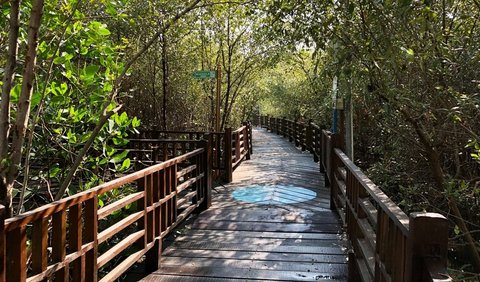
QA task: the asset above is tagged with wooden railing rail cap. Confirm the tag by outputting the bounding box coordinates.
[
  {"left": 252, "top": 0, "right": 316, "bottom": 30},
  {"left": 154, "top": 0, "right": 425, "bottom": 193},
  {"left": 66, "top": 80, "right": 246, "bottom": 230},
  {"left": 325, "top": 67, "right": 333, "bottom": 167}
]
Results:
[
  {"left": 139, "top": 130, "right": 224, "bottom": 134},
  {"left": 232, "top": 126, "right": 246, "bottom": 134},
  {"left": 128, "top": 139, "right": 203, "bottom": 143},
  {"left": 5, "top": 190, "right": 97, "bottom": 230},
  {"left": 5, "top": 147, "right": 205, "bottom": 230}
]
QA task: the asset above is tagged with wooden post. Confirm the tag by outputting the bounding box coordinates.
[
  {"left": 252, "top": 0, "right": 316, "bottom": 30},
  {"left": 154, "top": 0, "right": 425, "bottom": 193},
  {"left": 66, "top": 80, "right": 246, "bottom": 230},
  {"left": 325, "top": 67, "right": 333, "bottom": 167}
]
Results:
[
  {"left": 407, "top": 212, "right": 450, "bottom": 282},
  {"left": 215, "top": 64, "right": 221, "bottom": 132},
  {"left": 248, "top": 122, "right": 253, "bottom": 156},
  {"left": 224, "top": 127, "right": 233, "bottom": 183},
  {"left": 300, "top": 123, "right": 305, "bottom": 151},
  {"left": 306, "top": 120, "right": 314, "bottom": 155},
  {"left": 146, "top": 170, "right": 162, "bottom": 273},
  {"left": 348, "top": 251, "right": 361, "bottom": 282},
  {"left": 328, "top": 134, "right": 340, "bottom": 210},
  {"left": 292, "top": 120, "right": 296, "bottom": 143},
  {"left": 243, "top": 122, "right": 251, "bottom": 160},
  {"left": 200, "top": 135, "right": 212, "bottom": 210}
]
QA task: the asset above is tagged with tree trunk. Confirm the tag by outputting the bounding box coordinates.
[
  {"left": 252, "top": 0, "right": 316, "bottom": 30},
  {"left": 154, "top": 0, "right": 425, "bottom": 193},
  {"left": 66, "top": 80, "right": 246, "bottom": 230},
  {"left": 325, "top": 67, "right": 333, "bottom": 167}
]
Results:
[
  {"left": 1, "top": 0, "right": 45, "bottom": 217},
  {"left": 399, "top": 106, "right": 480, "bottom": 272},
  {"left": 0, "top": 0, "right": 21, "bottom": 160},
  {"left": 161, "top": 33, "right": 169, "bottom": 131}
]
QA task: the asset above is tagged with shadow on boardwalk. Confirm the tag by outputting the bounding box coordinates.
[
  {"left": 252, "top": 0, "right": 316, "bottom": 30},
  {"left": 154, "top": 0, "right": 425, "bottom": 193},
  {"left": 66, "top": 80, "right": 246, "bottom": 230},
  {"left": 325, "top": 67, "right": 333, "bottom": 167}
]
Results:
[{"left": 141, "top": 128, "right": 348, "bottom": 281}]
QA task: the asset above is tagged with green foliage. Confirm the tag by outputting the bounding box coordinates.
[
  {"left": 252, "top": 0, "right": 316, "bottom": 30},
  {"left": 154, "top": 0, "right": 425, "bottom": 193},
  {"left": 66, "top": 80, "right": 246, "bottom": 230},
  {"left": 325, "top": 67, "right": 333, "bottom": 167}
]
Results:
[{"left": 2, "top": 0, "right": 141, "bottom": 210}]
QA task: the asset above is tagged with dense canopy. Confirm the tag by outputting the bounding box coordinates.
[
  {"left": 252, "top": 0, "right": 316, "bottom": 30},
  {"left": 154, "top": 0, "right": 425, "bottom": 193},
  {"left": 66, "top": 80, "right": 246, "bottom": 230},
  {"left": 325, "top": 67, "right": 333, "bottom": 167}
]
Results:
[{"left": 1, "top": 0, "right": 479, "bottom": 277}]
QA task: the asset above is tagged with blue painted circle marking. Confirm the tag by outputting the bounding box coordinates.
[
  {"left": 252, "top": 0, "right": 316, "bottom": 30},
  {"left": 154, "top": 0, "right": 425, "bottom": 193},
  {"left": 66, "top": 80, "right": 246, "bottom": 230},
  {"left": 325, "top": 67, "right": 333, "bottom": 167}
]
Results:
[{"left": 231, "top": 184, "right": 317, "bottom": 204}]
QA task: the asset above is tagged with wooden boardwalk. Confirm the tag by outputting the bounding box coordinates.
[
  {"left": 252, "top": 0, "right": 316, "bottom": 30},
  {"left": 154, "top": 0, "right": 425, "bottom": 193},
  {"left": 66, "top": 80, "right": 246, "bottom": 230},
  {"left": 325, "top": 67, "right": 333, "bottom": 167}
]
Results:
[{"left": 141, "top": 128, "right": 348, "bottom": 281}]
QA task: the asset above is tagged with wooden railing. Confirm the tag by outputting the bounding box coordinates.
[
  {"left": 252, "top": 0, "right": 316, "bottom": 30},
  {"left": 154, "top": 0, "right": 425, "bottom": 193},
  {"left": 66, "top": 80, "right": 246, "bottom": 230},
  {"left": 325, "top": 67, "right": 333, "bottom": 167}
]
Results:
[
  {"left": 130, "top": 123, "right": 252, "bottom": 183},
  {"left": 260, "top": 116, "right": 452, "bottom": 282},
  {"left": 0, "top": 141, "right": 211, "bottom": 282},
  {"left": 224, "top": 124, "right": 252, "bottom": 182}
]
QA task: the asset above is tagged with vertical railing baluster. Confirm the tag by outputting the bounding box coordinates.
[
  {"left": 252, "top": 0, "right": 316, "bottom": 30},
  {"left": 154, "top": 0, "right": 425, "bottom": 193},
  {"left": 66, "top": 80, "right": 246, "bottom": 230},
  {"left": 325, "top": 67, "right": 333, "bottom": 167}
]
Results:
[
  {"left": 171, "top": 165, "right": 178, "bottom": 224},
  {"left": 160, "top": 168, "right": 167, "bottom": 233},
  {"left": 31, "top": 216, "right": 48, "bottom": 276},
  {"left": 235, "top": 131, "right": 240, "bottom": 164},
  {"left": 224, "top": 128, "right": 233, "bottom": 182},
  {"left": 84, "top": 195, "right": 98, "bottom": 282},
  {"left": 69, "top": 203, "right": 83, "bottom": 282},
  {"left": 7, "top": 225, "right": 26, "bottom": 282},
  {"left": 52, "top": 210, "right": 68, "bottom": 282}
]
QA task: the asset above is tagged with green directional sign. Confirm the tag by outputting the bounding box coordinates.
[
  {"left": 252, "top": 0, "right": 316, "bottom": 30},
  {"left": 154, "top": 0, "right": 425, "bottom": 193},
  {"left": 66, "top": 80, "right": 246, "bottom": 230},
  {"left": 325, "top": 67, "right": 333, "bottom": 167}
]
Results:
[{"left": 192, "top": 70, "right": 216, "bottom": 79}]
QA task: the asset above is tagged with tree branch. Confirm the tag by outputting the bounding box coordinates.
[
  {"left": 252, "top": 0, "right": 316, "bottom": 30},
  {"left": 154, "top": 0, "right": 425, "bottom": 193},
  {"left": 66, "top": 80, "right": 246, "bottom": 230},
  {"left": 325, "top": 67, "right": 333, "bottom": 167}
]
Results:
[{"left": 17, "top": 0, "right": 83, "bottom": 214}]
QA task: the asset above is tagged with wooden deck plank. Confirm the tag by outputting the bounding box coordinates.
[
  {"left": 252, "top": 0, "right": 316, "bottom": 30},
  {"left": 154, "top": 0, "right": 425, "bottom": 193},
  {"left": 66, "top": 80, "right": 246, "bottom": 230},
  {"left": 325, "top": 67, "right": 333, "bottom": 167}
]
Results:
[
  {"left": 159, "top": 257, "right": 348, "bottom": 273},
  {"left": 190, "top": 221, "right": 342, "bottom": 233},
  {"left": 166, "top": 236, "right": 346, "bottom": 247},
  {"left": 141, "top": 128, "right": 348, "bottom": 281},
  {"left": 167, "top": 229, "right": 343, "bottom": 240},
  {"left": 193, "top": 208, "right": 341, "bottom": 224},
  {"left": 164, "top": 240, "right": 345, "bottom": 255},
  {"left": 162, "top": 248, "right": 347, "bottom": 264},
  {"left": 147, "top": 266, "right": 347, "bottom": 281}
]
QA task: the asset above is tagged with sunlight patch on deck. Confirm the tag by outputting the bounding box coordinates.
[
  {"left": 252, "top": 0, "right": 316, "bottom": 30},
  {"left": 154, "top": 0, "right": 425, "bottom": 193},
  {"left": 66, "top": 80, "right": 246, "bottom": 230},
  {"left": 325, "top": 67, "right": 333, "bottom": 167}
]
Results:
[{"left": 231, "top": 184, "right": 317, "bottom": 204}]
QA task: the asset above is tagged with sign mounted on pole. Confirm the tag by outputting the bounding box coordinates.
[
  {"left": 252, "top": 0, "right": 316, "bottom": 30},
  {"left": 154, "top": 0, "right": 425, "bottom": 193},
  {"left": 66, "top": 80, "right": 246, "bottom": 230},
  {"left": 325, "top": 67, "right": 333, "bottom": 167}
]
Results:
[{"left": 192, "top": 70, "right": 216, "bottom": 79}]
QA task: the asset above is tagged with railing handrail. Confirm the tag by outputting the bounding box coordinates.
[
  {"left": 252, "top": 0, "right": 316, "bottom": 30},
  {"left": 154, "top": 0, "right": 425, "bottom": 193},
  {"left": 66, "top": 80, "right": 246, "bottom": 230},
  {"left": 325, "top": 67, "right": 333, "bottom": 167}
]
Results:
[
  {"left": 258, "top": 115, "right": 451, "bottom": 282},
  {"left": 1, "top": 144, "right": 210, "bottom": 281},
  {"left": 333, "top": 148, "right": 410, "bottom": 235}
]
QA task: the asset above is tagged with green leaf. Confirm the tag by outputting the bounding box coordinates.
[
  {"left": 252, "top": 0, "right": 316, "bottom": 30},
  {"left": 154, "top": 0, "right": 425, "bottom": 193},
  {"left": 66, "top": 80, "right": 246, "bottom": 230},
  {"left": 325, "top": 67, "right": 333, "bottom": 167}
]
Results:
[
  {"left": 97, "top": 26, "right": 111, "bottom": 36},
  {"left": 111, "top": 150, "right": 129, "bottom": 163},
  {"left": 53, "top": 56, "right": 65, "bottom": 65},
  {"left": 454, "top": 225, "right": 460, "bottom": 235},
  {"left": 10, "top": 84, "right": 21, "bottom": 103},
  {"left": 120, "top": 158, "right": 131, "bottom": 171},
  {"left": 112, "top": 137, "right": 128, "bottom": 146},
  {"left": 59, "top": 83, "right": 68, "bottom": 94},
  {"left": 105, "top": 145, "right": 115, "bottom": 157},
  {"left": 132, "top": 117, "right": 141, "bottom": 127},
  {"left": 99, "top": 157, "right": 108, "bottom": 165},
  {"left": 49, "top": 166, "right": 61, "bottom": 177},
  {"left": 12, "top": 188, "right": 19, "bottom": 198},
  {"left": 85, "top": 65, "right": 99, "bottom": 77},
  {"left": 31, "top": 92, "right": 42, "bottom": 108},
  {"left": 67, "top": 130, "right": 77, "bottom": 143}
]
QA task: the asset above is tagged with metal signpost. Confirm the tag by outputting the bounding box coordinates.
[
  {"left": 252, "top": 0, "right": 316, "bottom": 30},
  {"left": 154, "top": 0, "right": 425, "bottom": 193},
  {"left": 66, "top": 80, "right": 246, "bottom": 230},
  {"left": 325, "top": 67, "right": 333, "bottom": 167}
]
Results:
[{"left": 192, "top": 65, "right": 221, "bottom": 132}]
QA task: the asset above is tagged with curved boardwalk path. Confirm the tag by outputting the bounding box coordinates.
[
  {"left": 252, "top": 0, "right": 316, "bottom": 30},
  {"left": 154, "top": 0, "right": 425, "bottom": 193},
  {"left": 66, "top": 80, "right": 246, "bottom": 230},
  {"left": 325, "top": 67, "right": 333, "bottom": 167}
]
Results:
[{"left": 142, "top": 128, "right": 348, "bottom": 281}]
